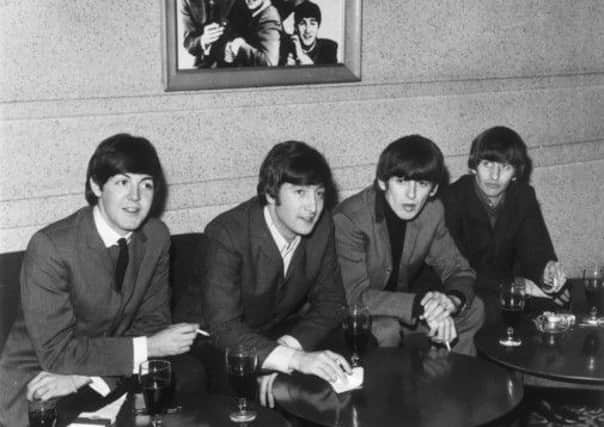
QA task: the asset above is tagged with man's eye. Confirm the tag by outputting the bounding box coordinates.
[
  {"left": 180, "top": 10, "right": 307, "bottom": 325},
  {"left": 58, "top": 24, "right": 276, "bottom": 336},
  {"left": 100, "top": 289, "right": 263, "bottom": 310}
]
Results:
[
  {"left": 316, "top": 191, "right": 325, "bottom": 199},
  {"left": 502, "top": 164, "right": 513, "bottom": 171},
  {"left": 142, "top": 182, "right": 155, "bottom": 190},
  {"left": 418, "top": 180, "right": 430, "bottom": 187},
  {"left": 482, "top": 160, "right": 492, "bottom": 167},
  {"left": 116, "top": 179, "right": 128, "bottom": 186}
]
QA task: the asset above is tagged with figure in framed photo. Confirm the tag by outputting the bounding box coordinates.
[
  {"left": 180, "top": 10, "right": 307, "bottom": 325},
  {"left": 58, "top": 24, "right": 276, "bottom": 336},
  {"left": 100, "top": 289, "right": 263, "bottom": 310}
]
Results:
[{"left": 283, "top": 1, "right": 338, "bottom": 65}]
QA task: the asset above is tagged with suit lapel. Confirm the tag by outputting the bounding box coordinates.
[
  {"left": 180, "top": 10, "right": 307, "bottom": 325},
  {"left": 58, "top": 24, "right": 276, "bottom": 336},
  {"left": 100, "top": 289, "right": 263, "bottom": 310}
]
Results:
[{"left": 249, "top": 203, "right": 283, "bottom": 293}]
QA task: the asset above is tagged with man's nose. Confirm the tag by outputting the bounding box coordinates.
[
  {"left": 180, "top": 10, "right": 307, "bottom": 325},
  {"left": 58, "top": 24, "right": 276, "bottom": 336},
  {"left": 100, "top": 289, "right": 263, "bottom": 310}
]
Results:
[
  {"left": 128, "top": 185, "right": 140, "bottom": 201},
  {"left": 490, "top": 165, "right": 500, "bottom": 180},
  {"left": 406, "top": 182, "right": 417, "bottom": 199}
]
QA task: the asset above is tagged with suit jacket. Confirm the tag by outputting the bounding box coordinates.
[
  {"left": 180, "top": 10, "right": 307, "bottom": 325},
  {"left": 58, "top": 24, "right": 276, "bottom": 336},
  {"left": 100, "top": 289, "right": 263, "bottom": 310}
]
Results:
[
  {"left": 442, "top": 174, "right": 557, "bottom": 289},
  {"left": 183, "top": 197, "right": 346, "bottom": 365},
  {"left": 0, "top": 207, "right": 171, "bottom": 426},
  {"left": 333, "top": 186, "right": 476, "bottom": 324},
  {"left": 234, "top": 4, "right": 282, "bottom": 66}
]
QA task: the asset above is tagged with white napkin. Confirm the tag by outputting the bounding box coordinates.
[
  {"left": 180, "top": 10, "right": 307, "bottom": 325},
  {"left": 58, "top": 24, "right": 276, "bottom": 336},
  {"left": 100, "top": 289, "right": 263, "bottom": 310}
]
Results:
[
  {"left": 68, "top": 392, "right": 127, "bottom": 426},
  {"left": 329, "top": 367, "right": 364, "bottom": 393}
]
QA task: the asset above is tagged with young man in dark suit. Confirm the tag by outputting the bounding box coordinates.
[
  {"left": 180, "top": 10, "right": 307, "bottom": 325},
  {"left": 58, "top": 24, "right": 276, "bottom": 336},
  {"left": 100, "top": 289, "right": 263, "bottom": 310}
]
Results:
[
  {"left": 179, "top": 140, "right": 351, "bottom": 408},
  {"left": 333, "top": 135, "right": 484, "bottom": 355},
  {"left": 0, "top": 134, "right": 198, "bottom": 426},
  {"left": 441, "top": 126, "right": 568, "bottom": 323}
]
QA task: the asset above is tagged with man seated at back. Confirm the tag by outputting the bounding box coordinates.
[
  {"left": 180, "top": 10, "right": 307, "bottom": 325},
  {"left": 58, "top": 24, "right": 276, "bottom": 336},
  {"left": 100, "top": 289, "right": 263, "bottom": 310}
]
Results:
[
  {"left": 333, "top": 135, "right": 484, "bottom": 355},
  {"left": 0, "top": 134, "right": 198, "bottom": 426},
  {"left": 179, "top": 140, "right": 351, "bottom": 407}
]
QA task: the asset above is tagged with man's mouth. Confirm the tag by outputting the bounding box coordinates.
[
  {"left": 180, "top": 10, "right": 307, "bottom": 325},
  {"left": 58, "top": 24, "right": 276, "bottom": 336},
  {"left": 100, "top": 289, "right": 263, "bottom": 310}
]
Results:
[{"left": 401, "top": 204, "right": 416, "bottom": 212}]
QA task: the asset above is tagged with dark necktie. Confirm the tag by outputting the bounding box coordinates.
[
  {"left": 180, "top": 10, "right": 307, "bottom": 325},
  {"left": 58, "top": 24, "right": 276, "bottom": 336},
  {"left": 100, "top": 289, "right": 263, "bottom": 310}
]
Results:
[{"left": 114, "top": 238, "right": 129, "bottom": 292}]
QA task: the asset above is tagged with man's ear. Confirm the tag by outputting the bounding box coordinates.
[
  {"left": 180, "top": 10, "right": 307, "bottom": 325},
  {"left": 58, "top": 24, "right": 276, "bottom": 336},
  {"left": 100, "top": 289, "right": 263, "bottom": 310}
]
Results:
[
  {"left": 265, "top": 192, "right": 277, "bottom": 206},
  {"left": 89, "top": 177, "right": 103, "bottom": 198},
  {"left": 377, "top": 179, "right": 387, "bottom": 192},
  {"left": 429, "top": 184, "right": 439, "bottom": 197}
]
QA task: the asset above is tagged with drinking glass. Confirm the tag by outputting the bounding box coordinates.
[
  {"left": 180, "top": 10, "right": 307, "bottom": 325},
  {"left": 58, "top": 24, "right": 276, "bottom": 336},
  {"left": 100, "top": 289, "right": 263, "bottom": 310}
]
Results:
[
  {"left": 584, "top": 263, "right": 603, "bottom": 324},
  {"left": 225, "top": 344, "right": 258, "bottom": 423},
  {"left": 342, "top": 303, "right": 372, "bottom": 367},
  {"left": 28, "top": 398, "right": 57, "bottom": 427},
  {"left": 498, "top": 280, "right": 526, "bottom": 346},
  {"left": 139, "top": 359, "right": 172, "bottom": 427}
]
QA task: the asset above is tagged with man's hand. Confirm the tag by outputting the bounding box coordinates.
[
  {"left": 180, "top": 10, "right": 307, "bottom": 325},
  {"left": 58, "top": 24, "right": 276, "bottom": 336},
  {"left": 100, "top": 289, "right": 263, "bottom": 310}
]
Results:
[
  {"left": 542, "top": 261, "right": 566, "bottom": 294},
  {"left": 224, "top": 37, "right": 244, "bottom": 63},
  {"left": 420, "top": 291, "right": 458, "bottom": 323},
  {"left": 26, "top": 371, "right": 91, "bottom": 401},
  {"left": 425, "top": 314, "right": 457, "bottom": 347},
  {"left": 147, "top": 323, "right": 198, "bottom": 357},
  {"left": 258, "top": 372, "right": 278, "bottom": 408},
  {"left": 289, "top": 350, "right": 351, "bottom": 383},
  {"left": 200, "top": 23, "right": 225, "bottom": 52}
]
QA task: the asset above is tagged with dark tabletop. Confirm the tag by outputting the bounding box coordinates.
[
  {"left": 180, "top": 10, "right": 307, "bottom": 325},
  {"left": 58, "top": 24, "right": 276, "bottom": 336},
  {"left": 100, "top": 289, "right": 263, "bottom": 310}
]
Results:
[
  {"left": 476, "top": 279, "right": 604, "bottom": 385},
  {"left": 271, "top": 346, "right": 523, "bottom": 427},
  {"left": 58, "top": 389, "right": 290, "bottom": 427}
]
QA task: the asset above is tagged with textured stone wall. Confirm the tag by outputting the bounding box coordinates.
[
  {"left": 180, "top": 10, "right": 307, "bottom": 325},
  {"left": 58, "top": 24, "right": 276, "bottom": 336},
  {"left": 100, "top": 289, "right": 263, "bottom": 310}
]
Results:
[{"left": 1, "top": 0, "right": 603, "bottom": 275}]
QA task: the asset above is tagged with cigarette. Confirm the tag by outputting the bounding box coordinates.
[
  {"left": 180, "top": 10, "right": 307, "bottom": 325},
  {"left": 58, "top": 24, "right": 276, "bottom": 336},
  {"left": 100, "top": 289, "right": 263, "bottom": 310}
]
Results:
[
  {"left": 445, "top": 341, "right": 451, "bottom": 352},
  {"left": 196, "top": 328, "right": 210, "bottom": 337}
]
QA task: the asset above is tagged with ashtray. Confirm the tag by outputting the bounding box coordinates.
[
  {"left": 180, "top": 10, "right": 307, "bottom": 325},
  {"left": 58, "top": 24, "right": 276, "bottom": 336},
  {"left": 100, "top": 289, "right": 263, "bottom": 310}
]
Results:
[{"left": 534, "top": 312, "right": 573, "bottom": 334}]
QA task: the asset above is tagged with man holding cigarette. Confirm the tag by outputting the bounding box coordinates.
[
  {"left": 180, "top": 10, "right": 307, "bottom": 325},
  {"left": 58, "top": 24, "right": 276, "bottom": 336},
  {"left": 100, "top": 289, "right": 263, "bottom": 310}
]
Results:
[{"left": 333, "top": 135, "right": 484, "bottom": 355}]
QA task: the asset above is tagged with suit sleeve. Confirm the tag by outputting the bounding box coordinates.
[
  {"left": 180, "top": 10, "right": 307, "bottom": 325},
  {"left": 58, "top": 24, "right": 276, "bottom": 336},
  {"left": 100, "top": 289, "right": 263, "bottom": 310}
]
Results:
[
  {"left": 287, "top": 221, "right": 347, "bottom": 350},
  {"left": 424, "top": 205, "right": 476, "bottom": 305},
  {"left": 21, "top": 232, "right": 135, "bottom": 377},
  {"left": 235, "top": 12, "right": 281, "bottom": 66},
  {"left": 123, "top": 233, "right": 171, "bottom": 337},
  {"left": 201, "top": 221, "right": 278, "bottom": 365},
  {"left": 333, "top": 212, "right": 416, "bottom": 324},
  {"left": 514, "top": 187, "right": 557, "bottom": 285}
]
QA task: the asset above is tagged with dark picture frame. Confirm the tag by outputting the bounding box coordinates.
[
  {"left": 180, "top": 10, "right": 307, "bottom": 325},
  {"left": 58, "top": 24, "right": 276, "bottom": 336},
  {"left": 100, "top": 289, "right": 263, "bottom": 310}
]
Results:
[{"left": 161, "top": 0, "right": 362, "bottom": 91}]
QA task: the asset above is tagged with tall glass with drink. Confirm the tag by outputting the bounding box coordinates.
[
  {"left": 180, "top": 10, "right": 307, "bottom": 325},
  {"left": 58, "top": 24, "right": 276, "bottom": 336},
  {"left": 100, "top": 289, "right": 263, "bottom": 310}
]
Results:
[
  {"left": 584, "top": 263, "right": 603, "bottom": 324},
  {"left": 225, "top": 344, "right": 258, "bottom": 423},
  {"left": 28, "top": 398, "right": 57, "bottom": 427},
  {"left": 139, "top": 359, "right": 172, "bottom": 427},
  {"left": 342, "top": 303, "right": 372, "bottom": 367},
  {"left": 499, "top": 279, "right": 526, "bottom": 346}
]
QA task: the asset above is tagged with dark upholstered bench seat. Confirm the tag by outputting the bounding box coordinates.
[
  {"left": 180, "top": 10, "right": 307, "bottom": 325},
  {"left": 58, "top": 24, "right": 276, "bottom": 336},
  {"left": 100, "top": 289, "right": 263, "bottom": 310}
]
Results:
[{"left": 0, "top": 233, "right": 207, "bottom": 354}]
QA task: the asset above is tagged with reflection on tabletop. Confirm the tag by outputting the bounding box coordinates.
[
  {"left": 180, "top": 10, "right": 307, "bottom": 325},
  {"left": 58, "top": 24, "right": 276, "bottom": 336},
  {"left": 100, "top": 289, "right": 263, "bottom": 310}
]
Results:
[{"left": 272, "top": 345, "right": 522, "bottom": 427}]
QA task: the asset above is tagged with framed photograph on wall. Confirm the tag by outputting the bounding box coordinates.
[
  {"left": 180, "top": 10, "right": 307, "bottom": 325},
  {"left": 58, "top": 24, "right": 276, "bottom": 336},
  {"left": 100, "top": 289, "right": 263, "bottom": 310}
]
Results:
[{"left": 161, "top": 0, "right": 361, "bottom": 91}]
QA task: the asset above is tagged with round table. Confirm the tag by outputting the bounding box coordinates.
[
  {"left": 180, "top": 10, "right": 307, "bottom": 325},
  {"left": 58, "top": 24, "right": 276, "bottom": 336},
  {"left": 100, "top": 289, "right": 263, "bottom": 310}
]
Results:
[
  {"left": 476, "top": 278, "right": 604, "bottom": 387},
  {"left": 476, "top": 319, "right": 604, "bottom": 386},
  {"left": 272, "top": 346, "right": 523, "bottom": 427}
]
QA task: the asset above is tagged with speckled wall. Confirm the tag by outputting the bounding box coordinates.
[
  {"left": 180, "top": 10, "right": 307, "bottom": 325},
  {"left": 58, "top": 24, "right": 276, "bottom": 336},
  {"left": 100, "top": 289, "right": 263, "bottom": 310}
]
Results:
[{"left": 1, "top": 0, "right": 603, "bottom": 276}]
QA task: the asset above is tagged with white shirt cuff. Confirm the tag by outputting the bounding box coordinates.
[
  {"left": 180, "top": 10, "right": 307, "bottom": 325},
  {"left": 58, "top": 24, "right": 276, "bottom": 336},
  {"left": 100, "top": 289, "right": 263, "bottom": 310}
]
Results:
[
  {"left": 133, "top": 336, "right": 148, "bottom": 374},
  {"left": 277, "top": 335, "right": 302, "bottom": 350},
  {"left": 261, "top": 335, "right": 303, "bottom": 373},
  {"left": 262, "top": 345, "right": 298, "bottom": 373},
  {"left": 88, "top": 377, "right": 111, "bottom": 397}
]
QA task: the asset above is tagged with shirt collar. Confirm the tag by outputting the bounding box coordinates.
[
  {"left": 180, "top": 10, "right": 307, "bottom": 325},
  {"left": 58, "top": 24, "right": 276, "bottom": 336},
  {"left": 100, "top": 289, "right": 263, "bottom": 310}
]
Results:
[
  {"left": 93, "top": 205, "right": 132, "bottom": 248},
  {"left": 473, "top": 177, "right": 506, "bottom": 212},
  {"left": 263, "top": 206, "right": 301, "bottom": 257}
]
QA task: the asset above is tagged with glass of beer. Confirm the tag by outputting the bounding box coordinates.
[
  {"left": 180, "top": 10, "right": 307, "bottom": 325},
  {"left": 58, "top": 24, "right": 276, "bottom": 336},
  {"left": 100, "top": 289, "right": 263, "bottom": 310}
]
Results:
[
  {"left": 499, "top": 279, "right": 526, "bottom": 347},
  {"left": 225, "top": 344, "right": 258, "bottom": 423},
  {"left": 342, "top": 303, "right": 372, "bottom": 367},
  {"left": 139, "top": 359, "right": 172, "bottom": 426},
  {"left": 28, "top": 398, "right": 57, "bottom": 427},
  {"left": 584, "top": 263, "right": 603, "bottom": 324}
]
